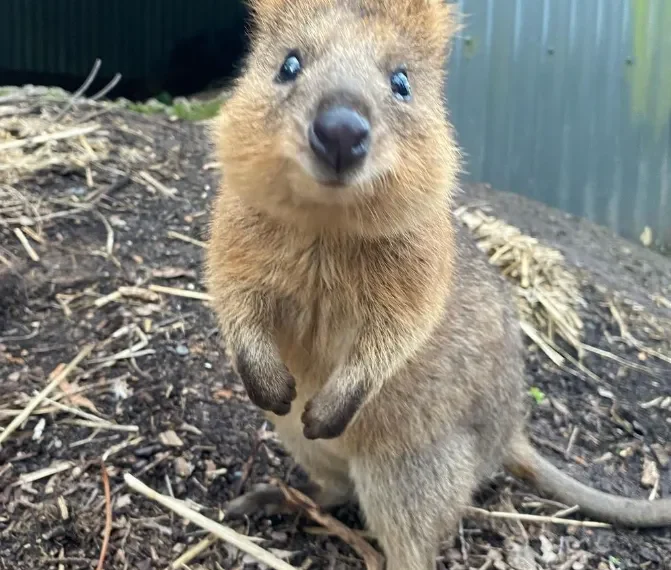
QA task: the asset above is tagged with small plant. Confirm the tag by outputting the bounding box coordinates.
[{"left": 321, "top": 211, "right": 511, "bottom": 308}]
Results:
[
  {"left": 124, "top": 95, "right": 225, "bottom": 122},
  {"left": 528, "top": 386, "right": 546, "bottom": 404}
]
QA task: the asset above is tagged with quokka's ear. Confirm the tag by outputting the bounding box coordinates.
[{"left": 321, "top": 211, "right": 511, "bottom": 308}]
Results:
[
  {"left": 384, "top": 0, "right": 462, "bottom": 61},
  {"left": 365, "top": 0, "right": 461, "bottom": 43}
]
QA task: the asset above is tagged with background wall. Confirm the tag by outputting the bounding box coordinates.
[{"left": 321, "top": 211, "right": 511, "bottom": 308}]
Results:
[
  {"left": 2, "top": 0, "right": 670, "bottom": 248},
  {"left": 446, "top": 0, "right": 671, "bottom": 249}
]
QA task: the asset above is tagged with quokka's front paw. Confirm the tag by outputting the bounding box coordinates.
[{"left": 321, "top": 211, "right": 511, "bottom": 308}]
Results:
[
  {"left": 233, "top": 349, "right": 296, "bottom": 415},
  {"left": 301, "top": 383, "right": 365, "bottom": 440}
]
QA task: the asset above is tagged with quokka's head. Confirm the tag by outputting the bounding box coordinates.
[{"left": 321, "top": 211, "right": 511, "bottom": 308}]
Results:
[{"left": 214, "top": 0, "right": 462, "bottom": 236}]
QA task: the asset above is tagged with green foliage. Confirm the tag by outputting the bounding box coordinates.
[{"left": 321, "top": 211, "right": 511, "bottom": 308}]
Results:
[
  {"left": 528, "top": 386, "right": 546, "bottom": 404},
  {"left": 124, "top": 94, "right": 225, "bottom": 122}
]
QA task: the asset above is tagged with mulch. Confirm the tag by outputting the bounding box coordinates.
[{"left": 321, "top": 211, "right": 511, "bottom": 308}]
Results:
[{"left": 1, "top": 89, "right": 670, "bottom": 570}]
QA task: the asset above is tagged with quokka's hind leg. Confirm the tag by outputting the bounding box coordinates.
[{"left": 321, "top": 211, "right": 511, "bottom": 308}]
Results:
[
  {"left": 351, "top": 434, "right": 480, "bottom": 570},
  {"left": 224, "top": 477, "right": 354, "bottom": 519}
]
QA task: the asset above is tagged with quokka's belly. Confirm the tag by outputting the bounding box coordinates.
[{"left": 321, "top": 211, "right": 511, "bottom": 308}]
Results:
[{"left": 265, "top": 390, "right": 352, "bottom": 485}]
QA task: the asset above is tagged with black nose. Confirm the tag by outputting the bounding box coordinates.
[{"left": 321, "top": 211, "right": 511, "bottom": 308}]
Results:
[{"left": 309, "top": 106, "right": 371, "bottom": 174}]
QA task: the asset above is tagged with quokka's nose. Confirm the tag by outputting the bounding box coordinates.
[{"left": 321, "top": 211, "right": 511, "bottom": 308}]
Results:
[{"left": 309, "top": 106, "right": 371, "bottom": 174}]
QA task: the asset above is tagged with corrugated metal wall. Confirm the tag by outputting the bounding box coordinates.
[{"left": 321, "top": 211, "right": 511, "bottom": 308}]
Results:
[
  {"left": 0, "top": 0, "right": 247, "bottom": 81},
  {"left": 446, "top": 0, "right": 671, "bottom": 248},
  {"left": 2, "top": 0, "right": 669, "bottom": 247}
]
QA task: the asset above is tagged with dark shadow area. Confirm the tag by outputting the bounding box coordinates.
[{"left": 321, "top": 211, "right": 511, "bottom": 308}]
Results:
[{"left": 0, "top": 2, "right": 251, "bottom": 101}]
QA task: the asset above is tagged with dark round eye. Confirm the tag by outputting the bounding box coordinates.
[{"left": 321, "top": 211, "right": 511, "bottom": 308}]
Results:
[
  {"left": 390, "top": 69, "right": 411, "bottom": 101},
  {"left": 277, "top": 52, "right": 302, "bottom": 83}
]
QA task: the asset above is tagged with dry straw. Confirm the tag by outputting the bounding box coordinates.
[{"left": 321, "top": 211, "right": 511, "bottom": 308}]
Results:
[{"left": 454, "top": 205, "right": 585, "bottom": 360}]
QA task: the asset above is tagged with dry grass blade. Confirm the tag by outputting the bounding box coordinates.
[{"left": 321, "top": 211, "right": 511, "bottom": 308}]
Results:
[
  {"left": 519, "top": 321, "right": 565, "bottom": 367},
  {"left": 465, "top": 506, "right": 611, "bottom": 529},
  {"left": 148, "top": 284, "right": 213, "bottom": 302},
  {"left": 94, "top": 286, "right": 160, "bottom": 307},
  {"left": 275, "top": 480, "right": 384, "bottom": 570},
  {"left": 137, "top": 171, "right": 178, "bottom": 198},
  {"left": 96, "top": 461, "right": 113, "bottom": 570},
  {"left": 608, "top": 301, "right": 671, "bottom": 366},
  {"left": 40, "top": 396, "right": 105, "bottom": 423},
  {"left": 13, "top": 227, "right": 40, "bottom": 261},
  {"left": 52, "top": 58, "right": 102, "bottom": 122},
  {"left": 0, "top": 343, "right": 94, "bottom": 446},
  {"left": 61, "top": 419, "right": 139, "bottom": 433},
  {"left": 167, "top": 230, "right": 207, "bottom": 248},
  {"left": 0, "top": 124, "right": 100, "bottom": 152},
  {"left": 170, "top": 534, "right": 219, "bottom": 569},
  {"left": 123, "top": 474, "right": 297, "bottom": 570},
  {"left": 18, "top": 462, "right": 75, "bottom": 485}
]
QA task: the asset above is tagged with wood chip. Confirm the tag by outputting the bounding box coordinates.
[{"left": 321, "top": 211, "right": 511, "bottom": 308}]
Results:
[
  {"left": 159, "top": 430, "right": 184, "bottom": 448},
  {"left": 641, "top": 457, "right": 660, "bottom": 488}
]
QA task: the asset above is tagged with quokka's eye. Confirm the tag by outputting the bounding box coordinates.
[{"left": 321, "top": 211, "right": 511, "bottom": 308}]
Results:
[
  {"left": 277, "top": 51, "right": 302, "bottom": 83},
  {"left": 390, "top": 69, "right": 411, "bottom": 101}
]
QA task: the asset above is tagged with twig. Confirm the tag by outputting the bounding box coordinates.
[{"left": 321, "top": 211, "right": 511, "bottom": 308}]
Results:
[
  {"left": 0, "top": 344, "right": 94, "bottom": 446},
  {"left": 61, "top": 419, "right": 139, "bottom": 433},
  {"left": 582, "top": 344, "right": 662, "bottom": 377},
  {"left": 18, "top": 462, "right": 74, "bottom": 485},
  {"left": 91, "top": 73, "right": 122, "bottom": 101},
  {"left": 93, "top": 291, "right": 122, "bottom": 308},
  {"left": 458, "top": 518, "right": 468, "bottom": 563},
  {"left": 84, "top": 176, "right": 131, "bottom": 203},
  {"left": 465, "top": 506, "right": 611, "bottom": 528},
  {"left": 52, "top": 59, "right": 101, "bottom": 122},
  {"left": 137, "top": 171, "right": 178, "bottom": 198},
  {"left": 123, "top": 474, "right": 297, "bottom": 570},
  {"left": 149, "top": 284, "right": 213, "bottom": 302},
  {"left": 2, "top": 204, "right": 94, "bottom": 227},
  {"left": 167, "top": 231, "right": 207, "bottom": 249},
  {"left": 93, "top": 211, "right": 115, "bottom": 256},
  {"left": 608, "top": 301, "right": 629, "bottom": 339},
  {"left": 529, "top": 434, "right": 587, "bottom": 466},
  {"left": 14, "top": 228, "right": 40, "bottom": 261},
  {"left": 565, "top": 426, "right": 579, "bottom": 460},
  {"left": 170, "top": 534, "right": 218, "bottom": 569},
  {"left": 519, "top": 321, "right": 564, "bottom": 367},
  {"left": 275, "top": 480, "right": 384, "bottom": 570},
  {"left": 96, "top": 461, "right": 113, "bottom": 570},
  {"left": 21, "top": 226, "right": 44, "bottom": 244},
  {"left": 552, "top": 505, "right": 580, "bottom": 518},
  {"left": 0, "top": 124, "right": 100, "bottom": 152},
  {"left": 41, "top": 396, "right": 112, "bottom": 425},
  {"left": 608, "top": 300, "right": 671, "bottom": 365},
  {"left": 95, "top": 286, "right": 160, "bottom": 308}
]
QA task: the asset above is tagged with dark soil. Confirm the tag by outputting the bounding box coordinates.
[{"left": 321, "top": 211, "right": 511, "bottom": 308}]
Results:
[{"left": 1, "top": 103, "right": 670, "bottom": 570}]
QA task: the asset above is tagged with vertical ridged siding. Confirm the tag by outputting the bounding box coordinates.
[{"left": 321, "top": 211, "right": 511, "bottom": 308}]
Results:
[
  {"left": 0, "top": 0, "right": 246, "bottom": 79},
  {"left": 446, "top": 0, "right": 671, "bottom": 247},
  {"left": 1, "top": 0, "right": 669, "bottom": 247}
]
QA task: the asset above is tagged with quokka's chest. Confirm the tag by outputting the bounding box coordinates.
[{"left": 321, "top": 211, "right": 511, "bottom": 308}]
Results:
[
  {"left": 274, "top": 281, "right": 363, "bottom": 383},
  {"left": 263, "top": 243, "right": 364, "bottom": 375}
]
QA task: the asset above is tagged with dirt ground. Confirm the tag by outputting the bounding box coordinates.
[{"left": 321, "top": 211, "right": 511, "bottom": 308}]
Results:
[{"left": 1, "top": 98, "right": 670, "bottom": 570}]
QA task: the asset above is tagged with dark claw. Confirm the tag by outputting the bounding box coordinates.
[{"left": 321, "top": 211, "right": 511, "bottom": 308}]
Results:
[
  {"left": 234, "top": 348, "right": 297, "bottom": 415},
  {"left": 301, "top": 384, "right": 366, "bottom": 440}
]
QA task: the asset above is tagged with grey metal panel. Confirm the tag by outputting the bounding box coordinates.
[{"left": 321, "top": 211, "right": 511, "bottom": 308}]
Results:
[{"left": 446, "top": 0, "right": 671, "bottom": 248}]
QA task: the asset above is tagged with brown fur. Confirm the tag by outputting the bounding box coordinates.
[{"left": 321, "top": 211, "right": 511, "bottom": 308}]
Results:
[{"left": 205, "top": 1, "right": 671, "bottom": 568}]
